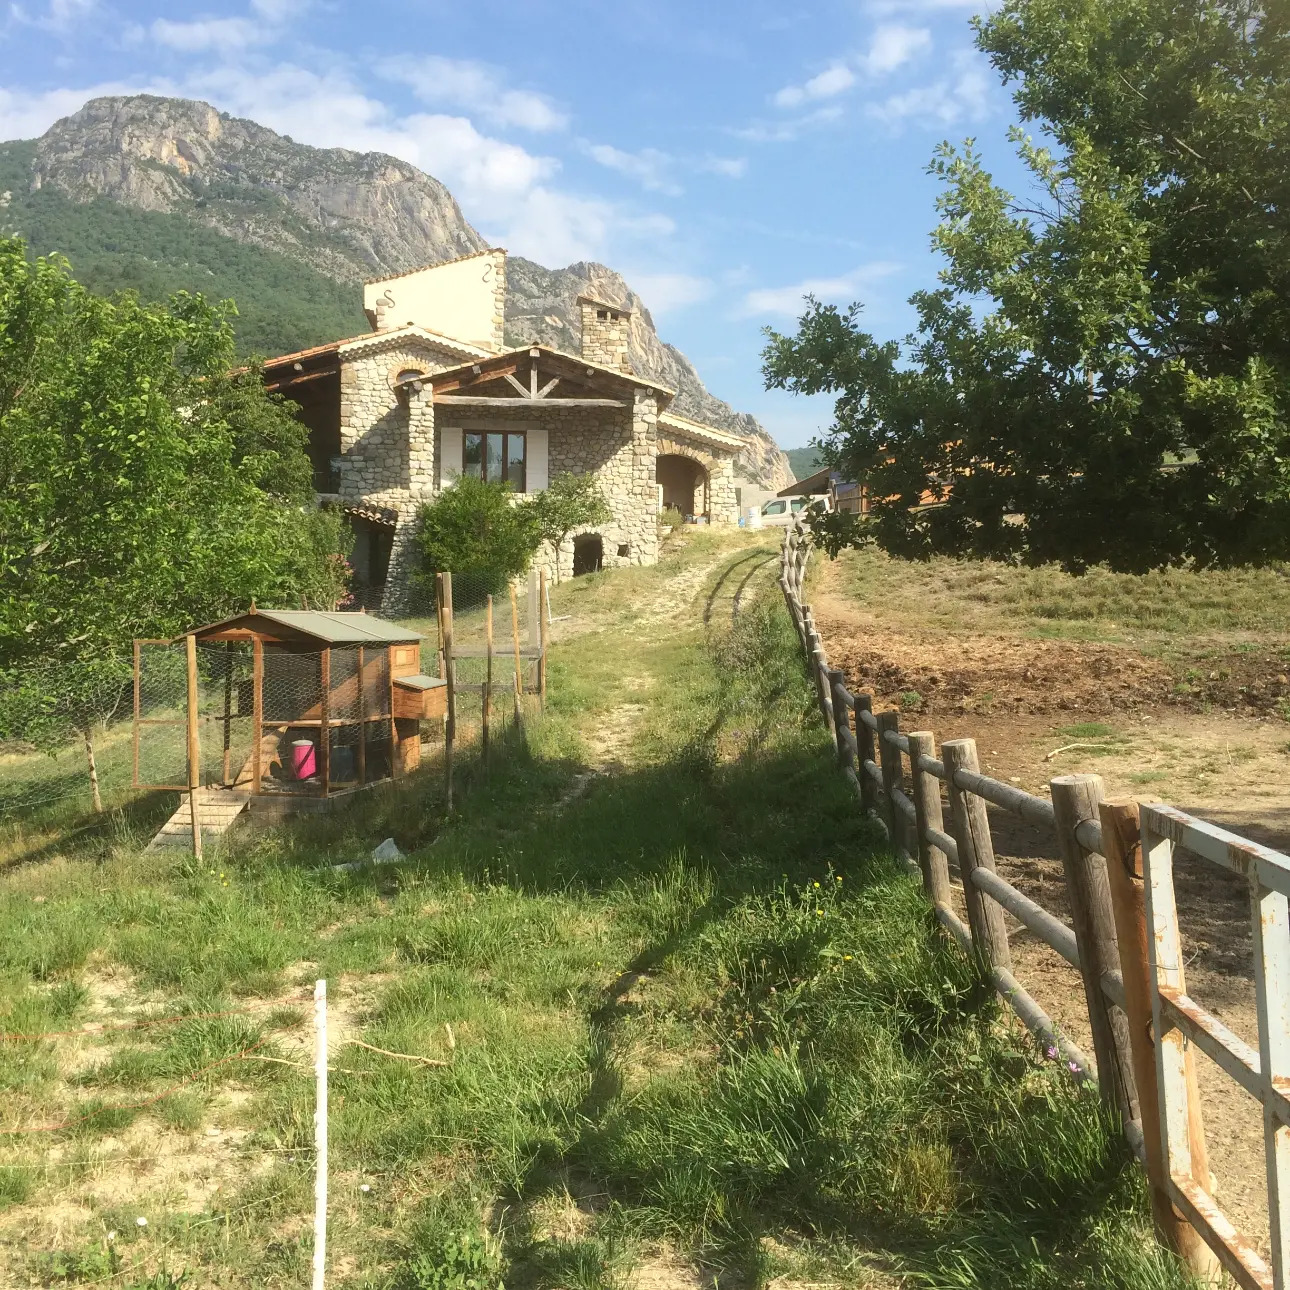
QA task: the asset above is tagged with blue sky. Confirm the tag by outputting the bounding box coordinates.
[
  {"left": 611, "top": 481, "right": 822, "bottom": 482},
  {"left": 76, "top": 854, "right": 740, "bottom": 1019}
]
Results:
[{"left": 0, "top": 0, "right": 1027, "bottom": 448}]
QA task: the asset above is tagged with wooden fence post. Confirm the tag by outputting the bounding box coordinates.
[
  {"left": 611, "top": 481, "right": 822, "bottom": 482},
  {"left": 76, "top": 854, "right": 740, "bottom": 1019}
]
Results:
[
  {"left": 1051, "top": 775, "right": 1138, "bottom": 1125},
  {"left": 826, "top": 669, "right": 850, "bottom": 769},
  {"left": 483, "top": 596, "right": 493, "bottom": 767},
  {"left": 803, "top": 609, "right": 833, "bottom": 730},
  {"left": 252, "top": 637, "right": 263, "bottom": 797},
  {"left": 855, "top": 694, "right": 877, "bottom": 815},
  {"left": 439, "top": 572, "right": 455, "bottom": 813},
  {"left": 185, "top": 633, "right": 202, "bottom": 860},
  {"left": 876, "top": 710, "right": 903, "bottom": 850},
  {"left": 1099, "top": 800, "right": 1219, "bottom": 1279},
  {"left": 942, "top": 738, "right": 1011, "bottom": 969},
  {"left": 908, "top": 730, "right": 952, "bottom": 909}
]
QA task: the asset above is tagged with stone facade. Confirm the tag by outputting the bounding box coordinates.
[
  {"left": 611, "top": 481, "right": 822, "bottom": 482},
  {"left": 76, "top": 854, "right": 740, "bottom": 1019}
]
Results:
[
  {"left": 578, "top": 296, "right": 632, "bottom": 372},
  {"left": 268, "top": 254, "right": 746, "bottom": 615}
]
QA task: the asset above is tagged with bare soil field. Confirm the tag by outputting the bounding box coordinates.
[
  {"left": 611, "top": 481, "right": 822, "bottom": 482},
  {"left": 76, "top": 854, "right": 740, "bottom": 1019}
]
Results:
[{"left": 809, "top": 546, "right": 1289, "bottom": 1257}]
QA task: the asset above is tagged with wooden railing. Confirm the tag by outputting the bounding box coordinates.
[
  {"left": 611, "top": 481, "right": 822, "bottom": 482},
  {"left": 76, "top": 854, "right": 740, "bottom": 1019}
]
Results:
[{"left": 779, "top": 519, "right": 1289, "bottom": 1290}]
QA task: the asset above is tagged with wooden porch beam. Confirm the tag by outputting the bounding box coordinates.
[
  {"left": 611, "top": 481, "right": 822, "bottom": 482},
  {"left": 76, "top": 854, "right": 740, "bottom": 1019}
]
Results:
[
  {"left": 503, "top": 373, "right": 532, "bottom": 399},
  {"left": 434, "top": 395, "right": 627, "bottom": 408}
]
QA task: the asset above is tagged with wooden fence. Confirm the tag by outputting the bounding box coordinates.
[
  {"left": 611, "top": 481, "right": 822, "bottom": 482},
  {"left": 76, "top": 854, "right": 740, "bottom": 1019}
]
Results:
[{"left": 779, "top": 519, "right": 1289, "bottom": 1290}]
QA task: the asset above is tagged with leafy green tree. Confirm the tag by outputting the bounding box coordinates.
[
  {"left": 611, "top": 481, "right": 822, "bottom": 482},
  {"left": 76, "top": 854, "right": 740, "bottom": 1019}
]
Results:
[
  {"left": 0, "top": 235, "right": 349, "bottom": 804},
  {"left": 765, "top": 0, "right": 1290, "bottom": 572},
  {"left": 414, "top": 476, "right": 542, "bottom": 604},
  {"left": 530, "top": 472, "right": 612, "bottom": 582}
]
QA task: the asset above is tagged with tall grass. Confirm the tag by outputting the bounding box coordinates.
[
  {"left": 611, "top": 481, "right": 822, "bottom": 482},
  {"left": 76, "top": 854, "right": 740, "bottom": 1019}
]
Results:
[{"left": 0, "top": 547, "right": 1197, "bottom": 1289}]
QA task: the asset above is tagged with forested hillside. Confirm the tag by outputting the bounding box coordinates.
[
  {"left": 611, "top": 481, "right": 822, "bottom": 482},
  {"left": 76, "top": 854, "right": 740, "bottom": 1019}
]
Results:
[{"left": 0, "top": 140, "right": 367, "bottom": 356}]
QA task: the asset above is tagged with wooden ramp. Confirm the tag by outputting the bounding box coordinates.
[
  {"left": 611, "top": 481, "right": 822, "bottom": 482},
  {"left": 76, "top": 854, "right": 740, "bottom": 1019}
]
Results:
[{"left": 148, "top": 787, "right": 250, "bottom": 851}]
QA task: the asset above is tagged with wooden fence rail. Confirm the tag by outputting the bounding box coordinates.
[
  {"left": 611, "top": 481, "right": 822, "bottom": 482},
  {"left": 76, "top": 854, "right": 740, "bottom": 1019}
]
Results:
[{"left": 779, "top": 517, "right": 1288, "bottom": 1290}]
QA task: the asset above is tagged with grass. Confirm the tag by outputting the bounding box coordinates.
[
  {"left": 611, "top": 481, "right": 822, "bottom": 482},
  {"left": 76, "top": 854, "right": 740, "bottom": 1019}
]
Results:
[
  {"left": 0, "top": 532, "right": 1196, "bottom": 1289},
  {"left": 831, "top": 545, "right": 1290, "bottom": 646}
]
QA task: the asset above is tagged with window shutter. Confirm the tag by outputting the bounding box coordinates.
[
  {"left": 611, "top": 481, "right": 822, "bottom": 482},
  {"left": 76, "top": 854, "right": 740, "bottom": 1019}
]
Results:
[
  {"left": 439, "top": 427, "right": 463, "bottom": 487},
  {"left": 526, "top": 427, "right": 548, "bottom": 492}
]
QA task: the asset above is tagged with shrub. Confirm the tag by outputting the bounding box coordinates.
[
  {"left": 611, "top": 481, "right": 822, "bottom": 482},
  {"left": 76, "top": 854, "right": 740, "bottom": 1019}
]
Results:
[
  {"left": 414, "top": 477, "right": 541, "bottom": 604},
  {"left": 659, "top": 505, "right": 686, "bottom": 528}
]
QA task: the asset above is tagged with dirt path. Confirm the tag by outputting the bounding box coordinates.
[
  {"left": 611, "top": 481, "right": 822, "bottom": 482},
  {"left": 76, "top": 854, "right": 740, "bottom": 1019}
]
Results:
[{"left": 807, "top": 559, "right": 1276, "bottom": 1256}]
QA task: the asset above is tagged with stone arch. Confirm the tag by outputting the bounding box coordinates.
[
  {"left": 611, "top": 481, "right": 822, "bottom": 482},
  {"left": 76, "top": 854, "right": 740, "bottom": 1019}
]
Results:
[{"left": 656, "top": 439, "right": 715, "bottom": 519}]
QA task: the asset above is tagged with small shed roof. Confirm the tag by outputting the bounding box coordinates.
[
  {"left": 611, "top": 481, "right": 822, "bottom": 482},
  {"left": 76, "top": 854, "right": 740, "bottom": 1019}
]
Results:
[{"left": 193, "top": 609, "right": 422, "bottom": 645}]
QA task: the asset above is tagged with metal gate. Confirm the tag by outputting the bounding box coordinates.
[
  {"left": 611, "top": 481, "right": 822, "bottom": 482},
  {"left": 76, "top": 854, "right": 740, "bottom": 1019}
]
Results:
[{"left": 1141, "top": 803, "right": 1290, "bottom": 1290}]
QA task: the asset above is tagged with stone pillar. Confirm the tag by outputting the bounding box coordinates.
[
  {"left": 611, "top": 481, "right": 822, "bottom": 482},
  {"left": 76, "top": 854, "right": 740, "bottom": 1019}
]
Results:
[
  {"left": 407, "top": 386, "right": 435, "bottom": 494},
  {"left": 631, "top": 391, "right": 659, "bottom": 565},
  {"left": 710, "top": 457, "right": 739, "bottom": 524},
  {"left": 379, "top": 501, "right": 424, "bottom": 618}
]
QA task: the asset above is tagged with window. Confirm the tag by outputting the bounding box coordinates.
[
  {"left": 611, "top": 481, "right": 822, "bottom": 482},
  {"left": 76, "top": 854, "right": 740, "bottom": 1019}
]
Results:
[
  {"left": 791, "top": 497, "right": 810, "bottom": 513},
  {"left": 762, "top": 499, "right": 787, "bottom": 516},
  {"left": 464, "top": 431, "right": 526, "bottom": 490}
]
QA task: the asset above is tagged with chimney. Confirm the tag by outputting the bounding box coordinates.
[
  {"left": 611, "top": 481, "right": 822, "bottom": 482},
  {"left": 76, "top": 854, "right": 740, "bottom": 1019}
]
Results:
[{"left": 578, "top": 295, "right": 632, "bottom": 372}]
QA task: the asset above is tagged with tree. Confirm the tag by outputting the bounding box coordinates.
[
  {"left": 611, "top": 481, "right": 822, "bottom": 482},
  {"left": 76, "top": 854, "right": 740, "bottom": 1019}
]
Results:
[
  {"left": 764, "top": 0, "right": 1290, "bottom": 573},
  {"left": 530, "top": 472, "right": 612, "bottom": 582},
  {"left": 0, "top": 235, "right": 349, "bottom": 805},
  {"left": 414, "top": 476, "right": 542, "bottom": 603}
]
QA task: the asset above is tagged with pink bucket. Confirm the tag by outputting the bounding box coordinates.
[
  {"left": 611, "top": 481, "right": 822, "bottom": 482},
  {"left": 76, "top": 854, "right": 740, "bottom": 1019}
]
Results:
[{"left": 290, "top": 739, "right": 318, "bottom": 780}]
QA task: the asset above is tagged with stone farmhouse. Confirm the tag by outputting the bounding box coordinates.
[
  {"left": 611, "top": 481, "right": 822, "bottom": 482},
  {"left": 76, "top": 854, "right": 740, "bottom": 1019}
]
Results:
[{"left": 260, "top": 249, "right": 747, "bottom": 613}]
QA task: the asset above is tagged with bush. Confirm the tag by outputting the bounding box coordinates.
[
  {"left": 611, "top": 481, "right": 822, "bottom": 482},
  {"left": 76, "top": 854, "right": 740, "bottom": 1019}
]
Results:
[
  {"left": 659, "top": 505, "right": 686, "bottom": 528},
  {"left": 414, "top": 477, "right": 541, "bottom": 604}
]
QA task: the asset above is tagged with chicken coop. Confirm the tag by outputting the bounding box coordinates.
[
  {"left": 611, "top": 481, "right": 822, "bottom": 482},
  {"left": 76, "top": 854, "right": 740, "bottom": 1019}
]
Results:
[{"left": 133, "top": 607, "right": 447, "bottom": 814}]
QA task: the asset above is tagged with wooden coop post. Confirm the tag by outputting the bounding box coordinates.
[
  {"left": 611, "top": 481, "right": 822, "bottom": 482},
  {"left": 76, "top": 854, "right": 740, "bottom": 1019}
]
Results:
[
  {"left": 942, "top": 738, "right": 1011, "bottom": 969},
  {"left": 357, "top": 645, "right": 366, "bottom": 786},
  {"left": 510, "top": 581, "right": 523, "bottom": 715},
  {"left": 539, "top": 568, "right": 548, "bottom": 709},
  {"left": 320, "top": 648, "right": 331, "bottom": 796},
  {"left": 1051, "top": 775, "right": 1138, "bottom": 1126},
  {"left": 387, "top": 640, "right": 400, "bottom": 780},
  {"left": 185, "top": 632, "right": 203, "bottom": 860},
  {"left": 1099, "top": 800, "right": 1217, "bottom": 1277},
  {"left": 221, "top": 640, "right": 233, "bottom": 786},
  {"left": 252, "top": 636, "right": 263, "bottom": 796}
]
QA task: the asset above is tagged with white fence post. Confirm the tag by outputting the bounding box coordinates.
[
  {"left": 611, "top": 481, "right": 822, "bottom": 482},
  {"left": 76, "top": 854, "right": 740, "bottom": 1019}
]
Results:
[{"left": 313, "top": 979, "right": 328, "bottom": 1290}]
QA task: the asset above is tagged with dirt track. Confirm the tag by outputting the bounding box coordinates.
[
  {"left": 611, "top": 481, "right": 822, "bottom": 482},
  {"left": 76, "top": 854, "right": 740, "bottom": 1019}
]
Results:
[{"left": 809, "top": 567, "right": 1278, "bottom": 1258}]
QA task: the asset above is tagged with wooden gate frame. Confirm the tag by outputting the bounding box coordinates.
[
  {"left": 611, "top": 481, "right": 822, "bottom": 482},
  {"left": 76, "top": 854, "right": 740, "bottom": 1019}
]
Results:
[{"left": 1141, "top": 803, "right": 1290, "bottom": 1290}]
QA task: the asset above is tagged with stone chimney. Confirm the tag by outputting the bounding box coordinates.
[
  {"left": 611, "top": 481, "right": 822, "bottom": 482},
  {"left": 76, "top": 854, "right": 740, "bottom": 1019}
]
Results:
[{"left": 578, "top": 295, "right": 633, "bottom": 372}]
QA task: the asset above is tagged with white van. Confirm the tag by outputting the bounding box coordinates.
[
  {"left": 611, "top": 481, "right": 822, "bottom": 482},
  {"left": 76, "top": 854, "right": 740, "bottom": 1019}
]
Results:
[{"left": 759, "top": 495, "right": 826, "bottom": 527}]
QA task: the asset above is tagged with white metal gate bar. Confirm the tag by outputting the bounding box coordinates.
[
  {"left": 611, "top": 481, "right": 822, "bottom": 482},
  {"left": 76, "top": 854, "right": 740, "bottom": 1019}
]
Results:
[{"left": 1141, "top": 803, "right": 1290, "bottom": 1290}]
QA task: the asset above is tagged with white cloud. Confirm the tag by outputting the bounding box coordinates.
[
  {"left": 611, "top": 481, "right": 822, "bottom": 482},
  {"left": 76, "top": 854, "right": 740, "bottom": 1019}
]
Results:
[
  {"left": 152, "top": 17, "right": 259, "bottom": 53},
  {"left": 700, "top": 155, "right": 747, "bottom": 178},
  {"left": 737, "top": 262, "right": 901, "bottom": 318},
  {"left": 381, "top": 55, "right": 567, "bottom": 133},
  {"left": 622, "top": 271, "right": 714, "bottom": 317},
  {"left": 867, "top": 48, "right": 990, "bottom": 127},
  {"left": 0, "top": 81, "right": 164, "bottom": 140},
  {"left": 585, "top": 142, "right": 680, "bottom": 195},
  {"left": 773, "top": 63, "right": 855, "bottom": 110},
  {"left": 7, "top": 0, "right": 96, "bottom": 32},
  {"left": 734, "top": 105, "right": 844, "bottom": 143},
  {"left": 151, "top": 0, "right": 309, "bottom": 53},
  {"left": 863, "top": 24, "right": 931, "bottom": 74}
]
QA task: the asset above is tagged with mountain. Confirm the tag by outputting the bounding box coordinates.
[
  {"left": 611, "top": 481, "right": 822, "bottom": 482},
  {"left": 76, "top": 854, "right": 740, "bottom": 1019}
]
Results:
[
  {"left": 785, "top": 447, "right": 821, "bottom": 480},
  {"left": 3, "top": 95, "right": 792, "bottom": 489}
]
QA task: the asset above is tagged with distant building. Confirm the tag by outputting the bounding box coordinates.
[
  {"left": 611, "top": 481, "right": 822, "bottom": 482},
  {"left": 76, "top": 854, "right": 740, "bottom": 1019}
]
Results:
[{"left": 260, "top": 249, "right": 746, "bottom": 612}]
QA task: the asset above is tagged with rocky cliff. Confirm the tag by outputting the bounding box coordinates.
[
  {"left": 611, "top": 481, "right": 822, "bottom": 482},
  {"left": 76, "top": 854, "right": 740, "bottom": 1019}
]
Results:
[{"left": 21, "top": 95, "right": 792, "bottom": 488}]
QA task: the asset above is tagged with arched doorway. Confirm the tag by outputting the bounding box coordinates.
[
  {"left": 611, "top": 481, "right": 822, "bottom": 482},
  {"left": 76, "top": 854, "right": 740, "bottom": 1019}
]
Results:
[
  {"left": 656, "top": 454, "right": 709, "bottom": 519},
  {"left": 572, "top": 534, "right": 604, "bottom": 576}
]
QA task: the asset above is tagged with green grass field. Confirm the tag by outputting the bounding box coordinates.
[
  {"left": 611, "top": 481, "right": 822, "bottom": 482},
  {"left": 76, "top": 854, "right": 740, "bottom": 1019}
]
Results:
[{"left": 0, "top": 534, "right": 1195, "bottom": 1289}]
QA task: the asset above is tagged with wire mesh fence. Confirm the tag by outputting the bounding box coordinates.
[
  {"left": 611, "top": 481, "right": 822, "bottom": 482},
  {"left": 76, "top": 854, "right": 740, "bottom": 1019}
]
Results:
[{"left": 2, "top": 564, "right": 553, "bottom": 827}]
